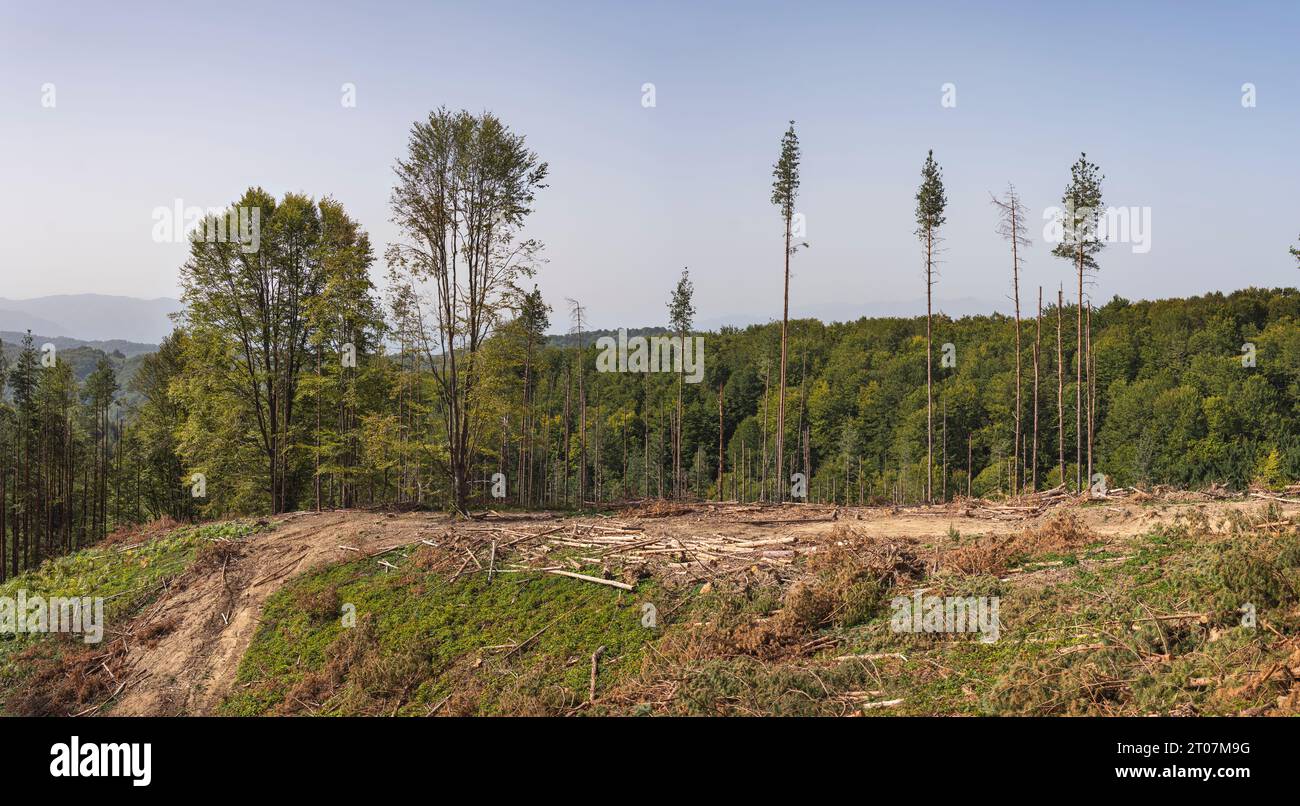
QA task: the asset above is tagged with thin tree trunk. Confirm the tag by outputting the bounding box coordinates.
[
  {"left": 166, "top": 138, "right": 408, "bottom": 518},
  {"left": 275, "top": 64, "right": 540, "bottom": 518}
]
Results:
[
  {"left": 1076, "top": 244, "right": 1084, "bottom": 493},
  {"left": 643, "top": 372, "right": 649, "bottom": 500},
  {"left": 563, "top": 364, "right": 571, "bottom": 507},
  {"left": 966, "top": 434, "right": 972, "bottom": 499},
  {"left": 761, "top": 363, "right": 769, "bottom": 502},
  {"left": 1032, "top": 287, "right": 1042, "bottom": 493},
  {"left": 777, "top": 217, "right": 791, "bottom": 503},
  {"left": 315, "top": 347, "right": 322, "bottom": 511},
  {"left": 578, "top": 346, "right": 586, "bottom": 506},
  {"left": 1057, "top": 285, "right": 1066, "bottom": 487},
  {"left": 926, "top": 228, "right": 934, "bottom": 503},
  {"left": 795, "top": 421, "right": 806, "bottom": 496},
  {"left": 675, "top": 359, "right": 684, "bottom": 499},
  {"left": 941, "top": 395, "right": 947, "bottom": 502},
  {"left": 657, "top": 400, "right": 664, "bottom": 498},
  {"left": 717, "top": 382, "right": 724, "bottom": 501},
  {"left": 1087, "top": 301, "right": 1095, "bottom": 493},
  {"left": 1012, "top": 207, "right": 1022, "bottom": 497}
]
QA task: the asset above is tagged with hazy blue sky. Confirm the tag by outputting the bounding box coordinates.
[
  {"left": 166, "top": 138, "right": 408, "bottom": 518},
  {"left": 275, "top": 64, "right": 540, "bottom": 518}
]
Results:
[{"left": 2, "top": 0, "right": 1298, "bottom": 329}]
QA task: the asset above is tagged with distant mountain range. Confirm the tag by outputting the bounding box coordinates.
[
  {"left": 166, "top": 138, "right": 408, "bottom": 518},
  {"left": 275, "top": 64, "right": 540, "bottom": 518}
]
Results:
[
  {"left": 0, "top": 331, "right": 151, "bottom": 409},
  {"left": 0, "top": 294, "right": 181, "bottom": 344},
  {"left": 0, "top": 331, "right": 159, "bottom": 359}
]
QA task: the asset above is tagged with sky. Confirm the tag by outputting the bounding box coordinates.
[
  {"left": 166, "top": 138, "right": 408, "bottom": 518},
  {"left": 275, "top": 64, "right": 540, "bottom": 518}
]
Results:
[{"left": 2, "top": 0, "right": 1298, "bottom": 331}]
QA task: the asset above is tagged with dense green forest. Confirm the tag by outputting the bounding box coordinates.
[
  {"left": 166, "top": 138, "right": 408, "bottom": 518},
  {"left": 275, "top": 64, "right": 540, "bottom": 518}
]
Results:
[{"left": 2, "top": 108, "right": 1298, "bottom": 582}]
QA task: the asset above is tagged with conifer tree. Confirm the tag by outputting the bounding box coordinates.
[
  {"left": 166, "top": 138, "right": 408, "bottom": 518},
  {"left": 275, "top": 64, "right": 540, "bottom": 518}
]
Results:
[
  {"left": 770, "top": 122, "right": 801, "bottom": 503},
  {"left": 916, "top": 150, "right": 948, "bottom": 503},
  {"left": 1051, "top": 153, "right": 1104, "bottom": 493}
]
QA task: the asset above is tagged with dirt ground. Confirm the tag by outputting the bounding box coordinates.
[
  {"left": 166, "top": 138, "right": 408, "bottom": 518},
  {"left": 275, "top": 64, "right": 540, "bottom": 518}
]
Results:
[
  {"left": 811, "top": 497, "right": 1300, "bottom": 540},
  {"left": 109, "top": 511, "right": 451, "bottom": 715},
  {"left": 103, "top": 494, "right": 1300, "bottom": 715}
]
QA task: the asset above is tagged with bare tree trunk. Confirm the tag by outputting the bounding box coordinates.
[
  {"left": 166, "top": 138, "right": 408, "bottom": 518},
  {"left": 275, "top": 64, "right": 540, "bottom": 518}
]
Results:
[
  {"left": 776, "top": 217, "right": 791, "bottom": 503},
  {"left": 760, "top": 361, "right": 769, "bottom": 502},
  {"left": 1076, "top": 244, "right": 1084, "bottom": 493},
  {"left": 925, "top": 228, "right": 934, "bottom": 503},
  {"left": 966, "top": 434, "right": 972, "bottom": 499},
  {"left": 803, "top": 425, "right": 811, "bottom": 499},
  {"left": 941, "top": 395, "right": 947, "bottom": 502},
  {"left": 315, "top": 347, "right": 322, "bottom": 512},
  {"left": 798, "top": 352, "right": 809, "bottom": 493},
  {"left": 744, "top": 442, "right": 750, "bottom": 502},
  {"left": 675, "top": 361, "right": 684, "bottom": 499},
  {"left": 657, "top": 400, "right": 664, "bottom": 499},
  {"left": 717, "top": 382, "right": 724, "bottom": 501},
  {"left": 1057, "top": 285, "right": 1066, "bottom": 487},
  {"left": 643, "top": 372, "right": 649, "bottom": 499},
  {"left": 578, "top": 356, "right": 586, "bottom": 505},
  {"left": 843, "top": 442, "right": 849, "bottom": 506},
  {"left": 515, "top": 373, "right": 526, "bottom": 507},
  {"left": 1032, "top": 287, "right": 1042, "bottom": 493},
  {"left": 1087, "top": 301, "right": 1095, "bottom": 493},
  {"left": 563, "top": 365, "right": 571, "bottom": 507},
  {"left": 1012, "top": 212, "right": 1022, "bottom": 497},
  {"left": 592, "top": 403, "right": 600, "bottom": 504}
]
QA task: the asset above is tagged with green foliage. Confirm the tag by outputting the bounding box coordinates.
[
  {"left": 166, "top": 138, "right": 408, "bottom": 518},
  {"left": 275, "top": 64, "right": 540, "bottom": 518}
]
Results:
[
  {"left": 517, "top": 284, "right": 551, "bottom": 342},
  {"left": 915, "top": 149, "right": 948, "bottom": 236},
  {"left": 1209, "top": 531, "right": 1300, "bottom": 616},
  {"left": 221, "top": 554, "right": 656, "bottom": 715},
  {"left": 123, "top": 332, "right": 194, "bottom": 522},
  {"left": 770, "top": 121, "right": 800, "bottom": 222},
  {"left": 1253, "top": 447, "right": 1285, "bottom": 490},
  {"left": 174, "top": 189, "right": 380, "bottom": 515},
  {"left": 1051, "top": 152, "right": 1105, "bottom": 269},
  {"left": 667, "top": 268, "right": 695, "bottom": 334},
  {"left": 980, "top": 521, "right": 1300, "bottom": 715},
  {"left": 8, "top": 119, "right": 1296, "bottom": 525},
  {"left": 387, "top": 107, "right": 549, "bottom": 511}
]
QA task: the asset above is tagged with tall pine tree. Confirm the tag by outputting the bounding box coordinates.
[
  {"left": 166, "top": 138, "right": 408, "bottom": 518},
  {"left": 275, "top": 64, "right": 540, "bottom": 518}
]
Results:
[
  {"left": 1051, "top": 153, "right": 1104, "bottom": 493},
  {"left": 771, "top": 122, "right": 801, "bottom": 502},
  {"left": 916, "top": 150, "right": 947, "bottom": 503}
]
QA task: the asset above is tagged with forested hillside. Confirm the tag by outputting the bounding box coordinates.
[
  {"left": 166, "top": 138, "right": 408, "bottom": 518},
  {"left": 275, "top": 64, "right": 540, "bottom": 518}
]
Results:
[
  {"left": 129, "top": 284, "right": 1300, "bottom": 520},
  {"left": 4, "top": 283, "right": 1298, "bottom": 577},
  {"left": 2, "top": 108, "right": 1298, "bottom": 585}
]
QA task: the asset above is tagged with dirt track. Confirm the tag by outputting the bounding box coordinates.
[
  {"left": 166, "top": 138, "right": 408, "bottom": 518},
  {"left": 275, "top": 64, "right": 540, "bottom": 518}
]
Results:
[
  {"left": 109, "top": 511, "right": 449, "bottom": 715},
  {"left": 103, "top": 495, "right": 1300, "bottom": 715}
]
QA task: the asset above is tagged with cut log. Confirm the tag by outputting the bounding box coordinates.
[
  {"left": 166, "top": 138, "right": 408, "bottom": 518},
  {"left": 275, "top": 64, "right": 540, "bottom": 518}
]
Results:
[{"left": 547, "top": 569, "right": 634, "bottom": 591}]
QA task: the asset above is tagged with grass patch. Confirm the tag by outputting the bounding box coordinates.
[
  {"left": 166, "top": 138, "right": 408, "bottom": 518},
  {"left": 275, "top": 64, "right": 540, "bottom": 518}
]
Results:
[{"left": 221, "top": 553, "right": 660, "bottom": 716}]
